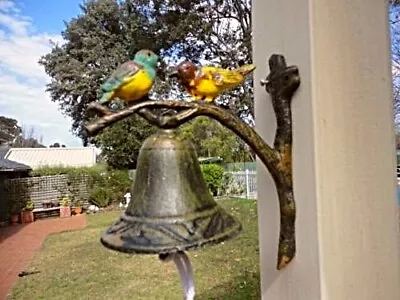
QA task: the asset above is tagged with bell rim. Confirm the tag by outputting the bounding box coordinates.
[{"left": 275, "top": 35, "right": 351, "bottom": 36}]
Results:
[
  {"left": 121, "top": 205, "right": 221, "bottom": 223},
  {"left": 100, "top": 207, "right": 243, "bottom": 254}
]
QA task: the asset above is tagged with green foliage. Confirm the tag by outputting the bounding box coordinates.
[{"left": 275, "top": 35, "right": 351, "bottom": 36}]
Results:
[
  {"left": 4, "top": 179, "right": 35, "bottom": 216},
  {"left": 32, "top": 165, "right": 131, "bottom": 208},
  {"left": 72, "top": 199, "right": 83, "bottom": 207},
  {"left": 219, "top": 172, "right": 234, "bottom": 196},
  {"left": 39, "top": 0, "right": 205, "bottom": 142},
  {"left": 0, "top": 116, "right": 44, "bottom": 147},
  {"left": 23, "top": 200, "right": 34, "bottom": 211},
  {"left": 32, "top": 164, "right": 106, "bottom": 178},
  {"left": 93, "top": 116, "right": 158, "bottom": 169},
  {"left": 181, "top": 117, "right": 253, "bottom": 163},
  {"left": 39, "top": 0, "right": 253, "bottom": 168},
  {"left": 201, "top": 163, "right": 225, "bottom": 196},
  {"left": 60, "top": 196, "right": 70, "bottom": 207},
  {"left": 89, "top": 186, "right": 111, "bottom": 208},
  {"left": 0, "top": 115, "right": 21, "bottom": 144},
  {"left": 94, "top": 168, "right": 131, "bottom": 207}
]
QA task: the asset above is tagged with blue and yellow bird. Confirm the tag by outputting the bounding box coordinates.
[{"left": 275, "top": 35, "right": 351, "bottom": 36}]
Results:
[{"left": 99, "top": 49, "right": 159, "bottom": 105}]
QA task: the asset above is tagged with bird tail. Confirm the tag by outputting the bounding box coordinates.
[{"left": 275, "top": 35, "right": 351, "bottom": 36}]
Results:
[
  {"left": 99, "top": 91, "right": 114, "bottom": 104},
  {"left": 233, "top": 64, "right": 256, "bottom": 77}
]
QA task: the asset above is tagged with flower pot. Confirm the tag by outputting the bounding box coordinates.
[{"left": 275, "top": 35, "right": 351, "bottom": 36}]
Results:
[
  {"left": 60, "top": 206, "right": 71, "bottom": 218},
  {"left": 10, "top": 213, "right": 19, "bottom": 225},
  {"left": 21, "top": 210, "right": 34, "bottom": 224},
  {"left": 72, "top": 207, "right": 82, "bottom": 215}
]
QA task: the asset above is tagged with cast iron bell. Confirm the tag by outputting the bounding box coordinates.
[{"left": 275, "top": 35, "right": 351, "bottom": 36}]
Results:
[{"left": 101, "top": 129, "right": 242, "bottom": 254}]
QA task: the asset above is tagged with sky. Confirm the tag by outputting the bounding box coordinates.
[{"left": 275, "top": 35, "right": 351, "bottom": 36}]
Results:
[{"left": 0, "top": 0, "right": 83, "bottom": 147}]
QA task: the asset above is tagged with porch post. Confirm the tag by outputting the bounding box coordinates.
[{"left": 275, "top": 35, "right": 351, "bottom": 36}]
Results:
[{"left": 253, "top": 0, "right": 400, "bottom": 299}]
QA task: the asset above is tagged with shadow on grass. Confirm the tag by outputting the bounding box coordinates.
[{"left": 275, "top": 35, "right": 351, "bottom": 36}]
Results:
[{"left": 196, "top": 271, "right": 260, "bottom": 300}]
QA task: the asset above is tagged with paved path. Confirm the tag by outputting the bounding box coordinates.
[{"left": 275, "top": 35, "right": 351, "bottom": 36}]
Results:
[{"left": 0, "top": 215, "right": 86, "bottom": 299}]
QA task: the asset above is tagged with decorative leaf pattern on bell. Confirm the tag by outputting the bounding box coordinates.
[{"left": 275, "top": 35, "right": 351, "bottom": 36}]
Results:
[{"left": 101, "top": 206, "right": 241, "bottom": 254}]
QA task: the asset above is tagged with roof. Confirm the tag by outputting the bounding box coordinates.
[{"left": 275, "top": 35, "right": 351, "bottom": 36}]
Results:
[
  {"left": 4, "top": 147, "right": 97, "bottom": 169},
  {"left": 0, "top": 158, "right": 31, "bottom": 172}
]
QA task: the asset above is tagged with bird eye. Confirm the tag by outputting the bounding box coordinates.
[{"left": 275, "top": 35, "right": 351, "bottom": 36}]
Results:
[{"left": 147, "top": 52, "right": 151, "bottom": 57}]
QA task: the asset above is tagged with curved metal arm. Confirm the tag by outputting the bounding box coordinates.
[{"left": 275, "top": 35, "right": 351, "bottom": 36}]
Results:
[
  {"left": 86, "top": 100, "right": 278, "bottom": 172},
  {"left": 84, "top": 54, "right": 300, "bottom": 270}
]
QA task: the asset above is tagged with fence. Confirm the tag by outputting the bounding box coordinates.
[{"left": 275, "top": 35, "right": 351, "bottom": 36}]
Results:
[
  {"left": 0, "top": 174, "right": 90, "bottom": 223},
  {"left": 225, "top": 170, "right": 257, "bottom": 199},
  {"left": 224, "top": 162, "right": 257, "bottom": 172}
]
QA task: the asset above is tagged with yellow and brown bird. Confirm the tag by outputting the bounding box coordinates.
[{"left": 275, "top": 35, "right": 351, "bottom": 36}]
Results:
[{"left": 169, "top": 61, "right": 256, "bottom": 103}]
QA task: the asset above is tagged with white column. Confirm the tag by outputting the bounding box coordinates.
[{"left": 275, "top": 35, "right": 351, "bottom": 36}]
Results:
[{"left": 253, "top": 1, "right": 400, "bottom": 299}]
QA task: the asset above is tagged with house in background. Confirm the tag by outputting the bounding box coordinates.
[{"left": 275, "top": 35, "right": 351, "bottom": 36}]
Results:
[
  {"left": 0, "top": 148, "right": 32, "bottom": 224},
  {"left": 4, "top": 147, "right": 97, "bottom": 169},
  {"left": 0, "top": 145, "right": 31, "bottom": 178},
  {"left": 0, "top": 158, "right": 31, "bottom": 179}
]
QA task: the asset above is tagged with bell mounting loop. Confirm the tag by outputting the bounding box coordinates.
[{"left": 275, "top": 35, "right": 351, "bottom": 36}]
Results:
[{"left": 84, "top": 54, "right": 301, "bottom": 297}]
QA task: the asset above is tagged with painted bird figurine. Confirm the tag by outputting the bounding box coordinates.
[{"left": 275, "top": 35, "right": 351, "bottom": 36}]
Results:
[
  {"left": 169, "top": 61, "right": 256, "bottom": 103},
  {"left": 99, "top": 49, "right": 159, "bottom": 105}
]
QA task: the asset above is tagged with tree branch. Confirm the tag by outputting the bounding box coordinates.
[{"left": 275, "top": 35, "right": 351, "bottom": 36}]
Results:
[
  {"left": 84, "top": 100, "right": 278, "bottom": 173},
  {"left": 260, "top": 54, "right": 300, "bottom": 270},
  {"left": 84, "top": 54, "right": 301, "bottom": 271}
]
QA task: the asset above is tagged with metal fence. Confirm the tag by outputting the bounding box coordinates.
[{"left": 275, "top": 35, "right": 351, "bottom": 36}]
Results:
[
  {"left": 225, "top": 170, "right": 257, "bottom": 199},
  {"left": 223, "top": 162, "right": 257, "bottom": 172}
]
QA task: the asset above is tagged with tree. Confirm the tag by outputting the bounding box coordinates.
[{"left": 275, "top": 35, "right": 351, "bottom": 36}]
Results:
[
  {"left": 0, "top": 117, "right": 45, "bottom": 148},
  {"left": 0, "top": 116, "right": 21, "bottom": 145},
  {"left": 95, "top": 115, "right": 157, "bottom": 169},
  {"left": 49, "top": 142, "right": 66, "bottom": 148},
  {"left": 180, "top": 116, "right": 253, "bottom": 162},
  {"left": 182, "top": 0, "right": 253, "bottom": 121},
  {"left": 12, "top": 125, "right": 45, "bottom": 148},
  {"left": 40, "top": 0, "right": 253, "bottom": 168}
]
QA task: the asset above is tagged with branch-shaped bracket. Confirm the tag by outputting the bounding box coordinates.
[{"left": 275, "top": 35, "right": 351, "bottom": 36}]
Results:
[
  {"left": 260, "top": 54, "right": 300, "bottom": 269},
  {"left": 84, "top": 54, "right": 300, "bottom": 270}
]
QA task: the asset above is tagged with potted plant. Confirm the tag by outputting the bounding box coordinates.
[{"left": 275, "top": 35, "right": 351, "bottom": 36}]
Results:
[
  {"left": 72, "top": 199, "right": 83, "bottom": 215},
  {"left": 21, "top": 200, "right": 34, "bottom": 224},
  {"left": 60, "top": 196, "right": 71, "bottom": 218},
  {"left": 9, "top": 201, "right": 21, "bottom": 225}
]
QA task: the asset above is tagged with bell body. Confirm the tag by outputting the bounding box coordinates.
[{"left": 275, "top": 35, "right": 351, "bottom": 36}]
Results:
[{"left": 101, "top": 129, "right": 242, "bottom": 254}]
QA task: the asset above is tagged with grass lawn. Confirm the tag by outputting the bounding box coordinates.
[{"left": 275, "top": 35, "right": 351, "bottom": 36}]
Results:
[{"left": 12, "top": 198, "right": 260, "bottom": 300}]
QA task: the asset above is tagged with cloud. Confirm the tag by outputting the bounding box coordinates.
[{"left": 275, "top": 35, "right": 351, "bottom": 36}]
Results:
[{"left": 0, "top": 1, "right": 81, "bottom": 147}]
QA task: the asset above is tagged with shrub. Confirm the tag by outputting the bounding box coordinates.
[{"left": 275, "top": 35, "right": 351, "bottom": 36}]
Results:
[
  {"left": 201, "top": 164, "right": 225, "bottom": 196},
  {"left": 32, "top": 165, "right": 131, "bottom": 208},
  {"left": 90, "top": 186, "right": 111, "bottom": 208},
  {"left": 219, "top": 172, "right": 234, "bottom": 196}
]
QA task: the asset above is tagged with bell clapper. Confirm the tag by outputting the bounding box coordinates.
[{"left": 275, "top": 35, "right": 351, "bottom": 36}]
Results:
[{"left": 160, "top": 251, "right": 195, "bottom": 300}]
